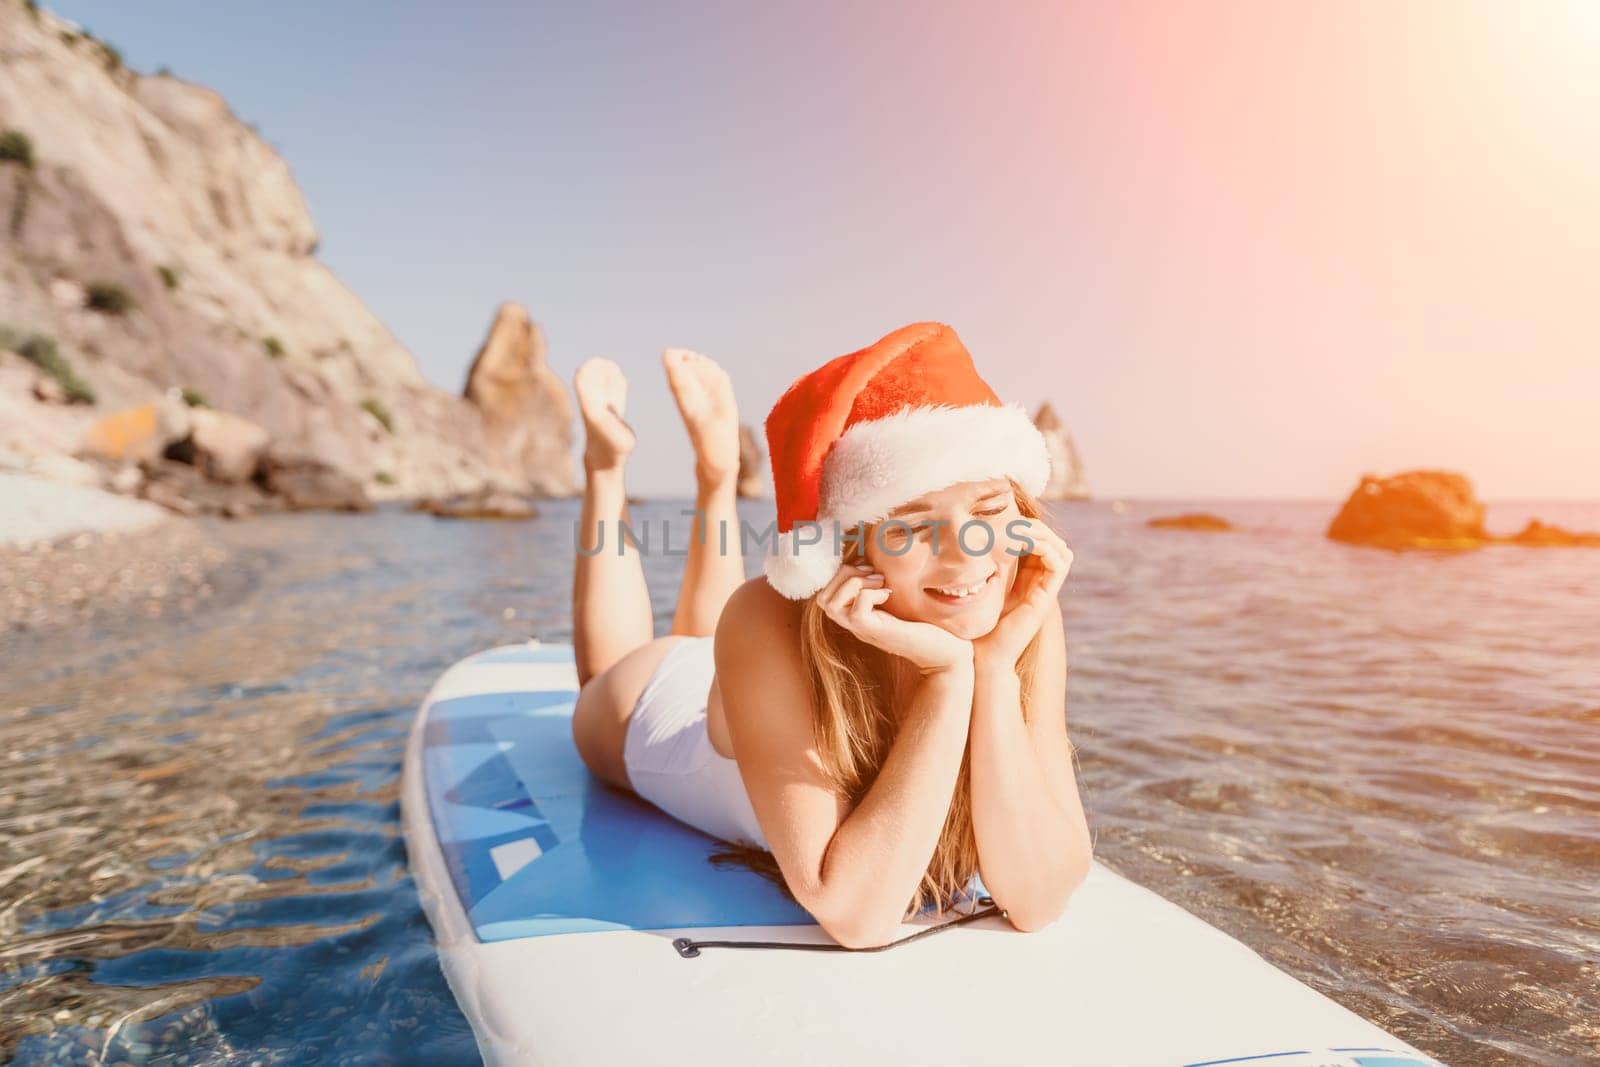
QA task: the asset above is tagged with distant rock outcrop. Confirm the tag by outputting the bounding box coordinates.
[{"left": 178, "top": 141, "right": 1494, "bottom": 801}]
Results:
[
  {"left": 1326, "top": 471, "right": 1487, "bottom": 549},
  {"left": 1505, "top": 521, "right": 1600, "bottom": 548},
  {"left": 461, "top": 303, "right": 575, "bottom": 497},
  {"left": 0, "top": 4, "right": 571, "bottom": 506},
  {"left": 416, "top": 489, "right": 539, "bottom": 521},
  {"left": 1327, "top": 471, "right": 1600, "bottom": 550},
  {"left": 1147, "top": 513, "right": 1233, "bottom": 532},
  {"left": 1033, "top": 402, "right": 1089, "bottom": 500},
  {"left": 736, "top": 423, "right": 764, "bottom": 499}
]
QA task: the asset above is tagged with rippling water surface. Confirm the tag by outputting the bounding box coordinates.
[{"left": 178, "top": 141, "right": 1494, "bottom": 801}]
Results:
[{"left": 3, "top": 499, "right": 1596, "bottom": 1065}]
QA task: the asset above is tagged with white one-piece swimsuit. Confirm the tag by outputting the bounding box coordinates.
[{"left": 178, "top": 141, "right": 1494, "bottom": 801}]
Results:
[{"left": 621, "top": 635, "right": 771, "bottom": 851}]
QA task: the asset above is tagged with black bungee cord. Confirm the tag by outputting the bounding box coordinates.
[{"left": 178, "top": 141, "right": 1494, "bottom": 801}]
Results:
[{"left": 672, "top": 895, "right": 1002, "bottom": 958}]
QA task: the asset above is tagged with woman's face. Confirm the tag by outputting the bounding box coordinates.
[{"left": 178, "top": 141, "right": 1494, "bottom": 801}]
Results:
[{"left": 860, "top": 477, "right": 1023, "bottom": 641}]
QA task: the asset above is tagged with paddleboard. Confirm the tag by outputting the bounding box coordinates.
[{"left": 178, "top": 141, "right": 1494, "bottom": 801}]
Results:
[{"left": 401, "top": 639, "right": 1448, "bottom": 1067}]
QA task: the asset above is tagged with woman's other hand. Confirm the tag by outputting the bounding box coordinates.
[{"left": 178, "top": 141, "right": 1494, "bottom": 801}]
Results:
[
  {"left": 973, "top": 518, "right": 1073, "bottom": 673},
  {"left": 817, "top": 560, "right": 973, "bottom": 675}
]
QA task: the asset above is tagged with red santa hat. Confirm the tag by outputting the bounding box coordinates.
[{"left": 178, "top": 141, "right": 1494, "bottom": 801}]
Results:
[{"left": 762, "top": 321, "right": 1053, "bottom": 600}]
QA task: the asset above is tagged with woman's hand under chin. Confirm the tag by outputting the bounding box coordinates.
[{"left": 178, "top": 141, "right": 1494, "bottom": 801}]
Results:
[
  {"left": 973, "top": 518, "right": 1073, "bottom": 674},
  {"left": 817, "top": 560, "right": 973, "bottom": 675}
]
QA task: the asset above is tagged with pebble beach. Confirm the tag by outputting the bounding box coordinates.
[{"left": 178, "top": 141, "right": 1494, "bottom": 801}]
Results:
[{"left": 0, "top": 473, "right": 231, "bottom": 636}]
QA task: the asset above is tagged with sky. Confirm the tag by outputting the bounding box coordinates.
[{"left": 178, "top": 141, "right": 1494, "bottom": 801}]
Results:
[{"left": 48, "top": 0, "right": 1600, "bottom": 499}]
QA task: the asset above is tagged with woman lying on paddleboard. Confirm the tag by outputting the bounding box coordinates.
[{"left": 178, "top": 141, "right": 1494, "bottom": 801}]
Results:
[{"left": 569, "top": 321, "right": 1092, "bottom": 949}]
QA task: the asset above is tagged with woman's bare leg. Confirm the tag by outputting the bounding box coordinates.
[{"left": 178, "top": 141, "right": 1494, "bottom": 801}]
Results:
[
  {"left": 662, "top": 348, "right": 746, "bottom": 637},
  {"left": 571, "top": 358, "right": 652, "bottom": 687}
]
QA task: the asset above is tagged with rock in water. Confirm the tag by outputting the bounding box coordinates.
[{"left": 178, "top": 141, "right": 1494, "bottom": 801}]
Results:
[
  {"left": 737, "top": 424, "right": 764, "bottom": 499},
  {"left": 1326, "top": 470, "right": 1487, "bottom": 549},
  {"left": 1033, "top": 402, "right": 1090, "bottom": 500},
  {"left": 1148, "top": 513, "right": 1234, "bottom": 532},
  {"left": 462, "top": 303, "right": 576, "bottom": 497},
  {"left": 416, "top": 490, "right": 539, "bottom": 520},
  {"left": 1505, "top": 520, "right": 1600, "bottom": 547}
]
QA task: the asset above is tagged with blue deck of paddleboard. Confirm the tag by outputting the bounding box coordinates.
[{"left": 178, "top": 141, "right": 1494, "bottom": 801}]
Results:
[{"left": 420, "top": 642, "right": 818, "bottom": 941}]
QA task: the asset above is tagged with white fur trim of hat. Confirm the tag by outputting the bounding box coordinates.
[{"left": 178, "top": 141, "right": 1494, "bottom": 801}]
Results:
[{"left": 762, "top": 402, "right": 1052, "bottom": 599}]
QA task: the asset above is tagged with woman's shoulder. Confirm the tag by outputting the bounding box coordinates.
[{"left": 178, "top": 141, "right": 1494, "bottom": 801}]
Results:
[
  {"left": 718, "top": 575, "right": 804, "bottom": 637},
  {"left": 714, "top": 578, "right": 806, "bottom": 679}
]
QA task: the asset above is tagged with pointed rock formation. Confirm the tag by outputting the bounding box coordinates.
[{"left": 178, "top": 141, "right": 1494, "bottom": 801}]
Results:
[
  {"left": 736, "top": 423, "right": 764, "bottom": 498},
  {"left": 462, "top": 303, "right": 576, "bottom": 497},
  {"left": 1033, "top": 402, "right": 1089, "bottom": 500}
]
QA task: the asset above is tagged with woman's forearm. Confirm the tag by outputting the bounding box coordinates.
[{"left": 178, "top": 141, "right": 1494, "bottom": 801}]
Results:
[
  {"left": 969, "top": 664, "right": 1092, "bottom": 931},
  {"left": 813, "top": 661, "right": 975, "bottom": 948}
]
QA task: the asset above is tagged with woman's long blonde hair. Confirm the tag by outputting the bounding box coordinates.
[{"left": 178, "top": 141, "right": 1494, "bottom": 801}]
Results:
[{"left": 709, "top": 476, "right": 1052, "bottom": 918}]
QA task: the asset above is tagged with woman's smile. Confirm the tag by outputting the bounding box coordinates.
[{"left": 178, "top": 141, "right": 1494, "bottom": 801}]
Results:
[{"left": 922, "top": 568, "right": 998, "bottom": 607}]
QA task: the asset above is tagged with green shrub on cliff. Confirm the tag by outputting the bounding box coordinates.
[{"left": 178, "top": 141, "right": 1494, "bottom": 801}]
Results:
[
  {"left": 0, "top": 130, "right": 34, "bottom": 169},
  {"left": 158, "top": 264, "right": 180, "bottom": 290},
  {"left": 262, "top": 336, "right": 286, "bottom": 359},
  {"left": 16, "top": 334, "right": 96, "bottom": 405},
  {"left": 85, "top": 281, "right": 135, "bottom": 315},
  {"left": 361, "top": 398, "right": 395, "bottom": 435},
  {"left": 180, "top": 387, "right": 208, "bottom": 408}
]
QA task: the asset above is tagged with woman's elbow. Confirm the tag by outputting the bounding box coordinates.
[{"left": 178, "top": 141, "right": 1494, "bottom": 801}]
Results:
[
  {"left": 829, "top": 923, "right": 895, "bottom": 950},
  {"left": 800, "top": 853, "right": 905, "bottom": 949},
  {"left": 806, "top": 890, "right": 902, "bottom": 949},
  {"left": 814, "top": 906, "right": 901, "bottom": 950},
  {"left": 1004, "top": 855, "right": 1092, "bottom": 933}
]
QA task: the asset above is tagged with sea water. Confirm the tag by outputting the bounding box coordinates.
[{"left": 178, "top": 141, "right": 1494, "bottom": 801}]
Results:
[{"left": 2, "top": 498, "right": 1595, "bottom": 1065}]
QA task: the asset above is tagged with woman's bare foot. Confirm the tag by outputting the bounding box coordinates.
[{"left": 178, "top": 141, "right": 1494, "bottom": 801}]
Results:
[
  {"left": 662, "top": 348, "right": 740, "bottom": 487},
  {"left": 574, "top": 358, "right": 636, "bottom": 472}
]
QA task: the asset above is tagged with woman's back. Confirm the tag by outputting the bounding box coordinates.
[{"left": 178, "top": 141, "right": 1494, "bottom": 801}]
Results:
[{"left": 705, "top": 576, "right": 806, "bottom": 762}]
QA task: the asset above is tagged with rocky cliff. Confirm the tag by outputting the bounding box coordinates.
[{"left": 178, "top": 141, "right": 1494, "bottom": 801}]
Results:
[{"left": 0, "top": 1, "right": 573, "bottom": 501}]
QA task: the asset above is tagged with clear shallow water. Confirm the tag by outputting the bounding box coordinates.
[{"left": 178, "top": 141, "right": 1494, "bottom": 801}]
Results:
[{"left": 2, "top": 498, "right": 1596, "bottom": 1065}]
